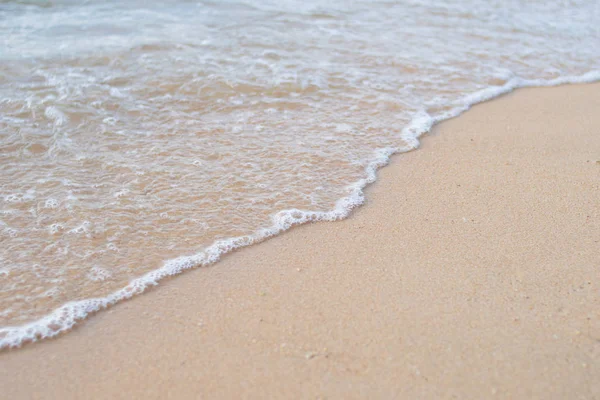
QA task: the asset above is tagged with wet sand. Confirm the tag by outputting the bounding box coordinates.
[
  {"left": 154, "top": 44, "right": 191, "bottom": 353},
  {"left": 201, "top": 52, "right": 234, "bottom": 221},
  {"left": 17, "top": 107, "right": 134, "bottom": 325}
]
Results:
[{"left": 1, "top": 83, "right": 599, "bottom": 399}]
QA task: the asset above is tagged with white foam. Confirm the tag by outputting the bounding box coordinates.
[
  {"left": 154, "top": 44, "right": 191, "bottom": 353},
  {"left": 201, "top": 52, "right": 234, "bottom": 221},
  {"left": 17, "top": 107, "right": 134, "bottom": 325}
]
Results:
[
  {"left": 87, "top": 266, "right": 112, "bottom": 282},
  {"left": 48, "top": 223, "right": 64, "bottom": 235},
  {"left": 44, "top": 106, "right": 68, "bottom": 127},
  {"left": 1, "top": 72, "right": 598, "bottom": 350},
  {"left": 3, "top": 194, "right": 23, "bottom": 203},
  {"left": 67, "top": 221, "right": 91, "bottom": 236},
  {"left": 44, "top": 198, "right": 59, "bottom": 209}
]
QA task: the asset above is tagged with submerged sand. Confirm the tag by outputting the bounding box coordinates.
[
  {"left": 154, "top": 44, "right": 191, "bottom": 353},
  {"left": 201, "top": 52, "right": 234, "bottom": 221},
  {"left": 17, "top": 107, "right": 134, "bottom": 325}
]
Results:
[{"left": 1, "top": 83, "right": 599, "bottom": 399}]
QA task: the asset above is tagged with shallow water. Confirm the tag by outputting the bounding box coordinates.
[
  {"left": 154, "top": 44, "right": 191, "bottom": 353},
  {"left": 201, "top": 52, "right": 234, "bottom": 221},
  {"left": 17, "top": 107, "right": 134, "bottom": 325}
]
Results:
[{"left": 0, "top": 0, "right": 599, "bottom": 347}]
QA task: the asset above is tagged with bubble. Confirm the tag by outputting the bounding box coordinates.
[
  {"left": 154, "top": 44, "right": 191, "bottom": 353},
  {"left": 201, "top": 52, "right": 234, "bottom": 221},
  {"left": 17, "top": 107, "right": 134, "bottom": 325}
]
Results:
[
  {"left": 87, "top": 266, "right": 112, "bottom": 282},
  {"left": 44, "top": 198, "right": 59, "bottom": 209}
]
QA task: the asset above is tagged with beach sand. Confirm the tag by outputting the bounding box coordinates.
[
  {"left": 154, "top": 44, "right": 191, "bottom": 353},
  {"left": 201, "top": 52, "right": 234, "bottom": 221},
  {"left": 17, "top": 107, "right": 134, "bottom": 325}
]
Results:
[{"left": 1, "top": 83, "right": 599, "bottom": 399}]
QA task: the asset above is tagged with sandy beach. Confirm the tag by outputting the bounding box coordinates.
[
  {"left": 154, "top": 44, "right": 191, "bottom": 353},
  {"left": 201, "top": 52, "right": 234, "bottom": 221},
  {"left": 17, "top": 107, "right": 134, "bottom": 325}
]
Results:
[{"left": 1, "top": 83, "right": 599, "bottom": 399}]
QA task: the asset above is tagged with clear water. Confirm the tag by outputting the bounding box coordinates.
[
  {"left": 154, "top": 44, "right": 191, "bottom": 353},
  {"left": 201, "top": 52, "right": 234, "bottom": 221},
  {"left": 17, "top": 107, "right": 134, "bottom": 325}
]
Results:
[{"left": 0, "top": 0, "right": 599, "bottom": 348}]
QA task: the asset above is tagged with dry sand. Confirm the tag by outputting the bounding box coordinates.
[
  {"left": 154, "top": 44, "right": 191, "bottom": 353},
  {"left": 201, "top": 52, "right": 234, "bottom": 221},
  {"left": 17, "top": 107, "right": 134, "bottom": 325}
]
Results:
[{"left": 1, "top": 83, "right": 599, "bottom": 399}]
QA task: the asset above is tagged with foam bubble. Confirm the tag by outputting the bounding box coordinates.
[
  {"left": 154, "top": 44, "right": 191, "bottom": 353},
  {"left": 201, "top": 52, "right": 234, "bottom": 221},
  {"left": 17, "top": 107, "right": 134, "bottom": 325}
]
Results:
[
  {"left": 3, "top": 194, "right": 23, "bottom": 203},
  {"left": 44, "top": 198, "right": 59, "bottom": 209},
  {"left": 44, "top": 106, "right": 68, "bottom": 127},
  {"left": 68, "top": 221, "right": 91, "bottom": 235},
  {"left": 87, "top": 266, "right": 112, "bottom": 282},
  {"left": 48, "top": 223, "right": 64, "bottom": 235},
  {"left": 113, "top": 189, "right": 129, "bottom": 198},
  {"left": 3, "top": 228, "right": 18, "bottom": 238}
]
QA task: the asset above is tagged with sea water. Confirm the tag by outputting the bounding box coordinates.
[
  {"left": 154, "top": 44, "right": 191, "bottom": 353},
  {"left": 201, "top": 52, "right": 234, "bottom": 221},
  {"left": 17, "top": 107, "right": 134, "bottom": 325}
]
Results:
[{"left": 0, "top": 0, "right": 599, "bottom": 348}]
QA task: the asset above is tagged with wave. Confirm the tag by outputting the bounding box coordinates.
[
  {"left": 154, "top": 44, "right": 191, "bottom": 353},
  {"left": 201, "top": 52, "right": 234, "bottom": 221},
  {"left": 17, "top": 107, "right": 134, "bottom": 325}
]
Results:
[{"left": 2, "top": 70, "right": 599, "bottom": 350}]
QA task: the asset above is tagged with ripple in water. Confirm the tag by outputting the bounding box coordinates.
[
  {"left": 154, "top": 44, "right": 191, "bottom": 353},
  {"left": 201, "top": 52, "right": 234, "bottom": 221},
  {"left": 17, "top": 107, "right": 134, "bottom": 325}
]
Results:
[{"left": 0, "top": 0, "right": 599, "bottom": 347}]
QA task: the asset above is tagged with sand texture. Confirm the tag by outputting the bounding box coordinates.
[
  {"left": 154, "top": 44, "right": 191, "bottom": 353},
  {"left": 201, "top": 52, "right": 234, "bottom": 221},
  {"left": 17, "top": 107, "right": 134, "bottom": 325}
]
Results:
[{"left": 1, "top": 83, "right": 599, "bottom": 399}]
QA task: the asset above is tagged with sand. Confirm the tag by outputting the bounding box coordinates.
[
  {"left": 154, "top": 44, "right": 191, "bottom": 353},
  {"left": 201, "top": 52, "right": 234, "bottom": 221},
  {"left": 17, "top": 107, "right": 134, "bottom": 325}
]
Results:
[{"left": 1, "top": 83, "right": 599, "bottom": 399}]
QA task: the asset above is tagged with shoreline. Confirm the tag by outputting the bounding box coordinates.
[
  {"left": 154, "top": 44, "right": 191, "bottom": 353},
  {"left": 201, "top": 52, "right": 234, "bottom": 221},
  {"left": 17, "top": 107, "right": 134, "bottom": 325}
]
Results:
[
  {"left": 2, "top": 74, "right": 600, "bottom": 350},
  {"left": 2, "top": 82, "right": 599, "bottom": 399}
]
